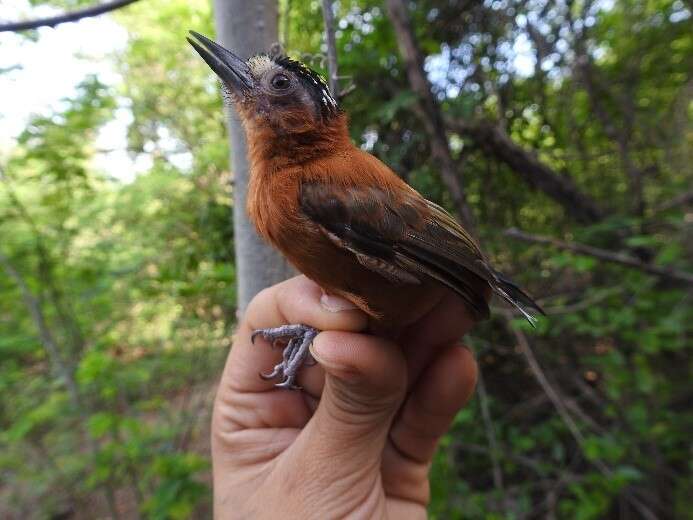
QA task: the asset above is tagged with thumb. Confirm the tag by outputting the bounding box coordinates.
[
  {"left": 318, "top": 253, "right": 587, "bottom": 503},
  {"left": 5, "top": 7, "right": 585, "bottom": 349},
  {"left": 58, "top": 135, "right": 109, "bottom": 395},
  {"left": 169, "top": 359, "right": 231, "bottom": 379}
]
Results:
[{"left": 302, "top": 330, "right": 407, "bottom": 463}]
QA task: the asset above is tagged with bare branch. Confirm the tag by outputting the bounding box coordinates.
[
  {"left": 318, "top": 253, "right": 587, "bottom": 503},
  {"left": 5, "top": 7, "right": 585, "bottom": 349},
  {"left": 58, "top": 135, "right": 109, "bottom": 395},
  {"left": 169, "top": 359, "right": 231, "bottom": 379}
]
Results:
[
  {"left": 282, "top": 0, "right": 292, "bottom": 49},
  {"left": 1, "top": 176, "right": 86, "bottom": 355},
  {"left": 455, "top": 442, "right": 548, "bottom": 475},
  {"left": 533, "top": 287, "right": 625, "bottom": 316},
  {"left": 505, "top": 227, "right": 693, "bottom": 285},
  {"left": 0, "top": 174, "right": 121, "bottom": 519},
  {"left": 652, "top": 189, "right": 693, "bottom": 214},
  {"left": 503, "top": 311, "right": 588, "bottom": 447},
  {"left": 476, "top": 370, "right": 508, "bottom": 513},
  {"left": 384, "top": 0, "right": 476, "bottom": 233},
  {"left": 0, "top": 0, "right": 141, "bottom": 33},
  {"left": 502, "top": 314, "right": 659, "bottom": 520},
  {"left": 448, "top": 119, "right": 606, "bottom": 224},
  {"left": 0, "top": 249, "right": 82, "bottom": 409}
]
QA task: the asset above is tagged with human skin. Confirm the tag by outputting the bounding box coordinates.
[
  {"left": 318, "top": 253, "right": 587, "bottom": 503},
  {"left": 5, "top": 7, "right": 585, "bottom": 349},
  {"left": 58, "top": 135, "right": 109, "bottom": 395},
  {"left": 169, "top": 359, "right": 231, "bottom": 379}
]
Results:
[{"left": 212, "top": 275, "right": 478, "bottom": 519}]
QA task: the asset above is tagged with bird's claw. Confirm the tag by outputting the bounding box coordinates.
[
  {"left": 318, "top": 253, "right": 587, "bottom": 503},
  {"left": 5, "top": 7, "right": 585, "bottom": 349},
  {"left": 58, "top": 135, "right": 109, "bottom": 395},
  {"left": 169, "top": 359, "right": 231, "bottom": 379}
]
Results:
[{"left": 251, "top": 324, "right": 319, "bottom": 389}]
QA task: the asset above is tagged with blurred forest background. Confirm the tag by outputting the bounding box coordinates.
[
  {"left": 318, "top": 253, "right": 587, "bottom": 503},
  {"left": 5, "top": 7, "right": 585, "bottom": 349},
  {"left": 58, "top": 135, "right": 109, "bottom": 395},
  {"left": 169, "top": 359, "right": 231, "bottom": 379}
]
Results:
[{"left": 0, "top": 0, "right": 691, "bottom": 518}]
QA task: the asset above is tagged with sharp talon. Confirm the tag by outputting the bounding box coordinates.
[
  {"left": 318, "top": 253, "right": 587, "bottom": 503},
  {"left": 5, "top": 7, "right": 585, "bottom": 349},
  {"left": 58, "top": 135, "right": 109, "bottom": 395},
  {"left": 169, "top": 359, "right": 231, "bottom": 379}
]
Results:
[
  {"left": 275, "top": 380, "right": 301, "bottom": 391},
  {"left": 272, "top": 338, "right": 289, "bottom": 349},
  {"left": 250, "top": 324, "right": 320, "bottom": 390},
  {"left": 259, "top": 362, "right": 281, "bottom": 380},
  {"left": 260, "top": 368, "right": 278, "bottom": 380}
]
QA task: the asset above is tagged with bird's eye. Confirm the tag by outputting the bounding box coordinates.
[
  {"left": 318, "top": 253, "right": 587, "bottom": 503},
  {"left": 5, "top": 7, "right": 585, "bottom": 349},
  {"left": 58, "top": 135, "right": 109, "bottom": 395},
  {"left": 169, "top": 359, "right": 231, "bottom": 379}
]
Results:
[{"left": 271, "top": 73, "right": 291, "bottom": 90}]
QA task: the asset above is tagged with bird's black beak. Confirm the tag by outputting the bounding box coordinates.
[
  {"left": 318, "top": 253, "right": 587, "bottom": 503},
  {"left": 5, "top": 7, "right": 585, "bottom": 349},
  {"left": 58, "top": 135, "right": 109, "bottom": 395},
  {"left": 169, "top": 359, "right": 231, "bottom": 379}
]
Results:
[{"left": 187, "top": 31, "right": 253, "bottom": 94}]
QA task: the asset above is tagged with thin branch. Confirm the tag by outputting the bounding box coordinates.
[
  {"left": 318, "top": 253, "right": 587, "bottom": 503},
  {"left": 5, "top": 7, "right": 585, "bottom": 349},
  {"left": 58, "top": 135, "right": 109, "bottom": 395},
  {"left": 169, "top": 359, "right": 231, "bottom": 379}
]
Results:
[
  {"left": 0, "top": 174, "right": 121, "bottom": 517},
  {"left": 652, "top": 189, "right": 693, "bottom": 214},
  {"left": 502, "top": 314, "right": 658, "bottom": 520},
  {"left": 282, "top": 0, "right": 292, "bottom": 50},
  {"left": 447, "top": 119, "right": 606, "bottom": 224},
  {"left": 320, "top": 0, "right": 339, "bottom": 97},
  {"left": 505, "top": 227, "right": 693, "bottom": 285},
  {"left": 497, "top": 286, "right": 626, "bottom": 317},
  {"left": 0, "top": 250, "right": 123, "bottom": 519},
  {"left": 385, "top": 0, "right": 476, "bottom": 232},
  {"left": 476, "top": 370, "right": 508, "bottom": 513},
  {"left": 1, "top": 176, "right": 87, "bottom": 356},
  {"left": 455, "top": 442, "right": 549, "bottom": 475},
  {"left": 0, "top": 0, "right": 141, "bottom": 33},
  {"left": 502, "top": 312, "right": 588, "bottom": 448},
  {"left": 0, "top": 249, "right": 82, "bottom": 408}
]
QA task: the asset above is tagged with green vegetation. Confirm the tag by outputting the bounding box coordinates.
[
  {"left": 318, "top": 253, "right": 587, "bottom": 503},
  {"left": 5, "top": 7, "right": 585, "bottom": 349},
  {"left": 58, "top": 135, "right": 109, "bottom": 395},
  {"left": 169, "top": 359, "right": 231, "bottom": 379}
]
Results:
[{"left": 1, "top": 0, "right": 691, "bottom": 518}]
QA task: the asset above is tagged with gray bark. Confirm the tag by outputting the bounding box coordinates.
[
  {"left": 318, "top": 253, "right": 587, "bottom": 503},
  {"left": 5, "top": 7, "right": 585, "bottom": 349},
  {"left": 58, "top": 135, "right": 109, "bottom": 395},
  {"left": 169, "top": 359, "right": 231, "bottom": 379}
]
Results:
[{"left": 213, "top": 0, "right": 294, "bottom": 313}]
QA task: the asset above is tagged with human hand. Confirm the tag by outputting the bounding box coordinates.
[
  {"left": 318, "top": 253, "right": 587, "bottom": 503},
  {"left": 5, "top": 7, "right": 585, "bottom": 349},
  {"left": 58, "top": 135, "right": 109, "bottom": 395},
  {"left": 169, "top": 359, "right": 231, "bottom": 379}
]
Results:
[{"left": 212, "top": 275, "right": 478, "bottom": 519}]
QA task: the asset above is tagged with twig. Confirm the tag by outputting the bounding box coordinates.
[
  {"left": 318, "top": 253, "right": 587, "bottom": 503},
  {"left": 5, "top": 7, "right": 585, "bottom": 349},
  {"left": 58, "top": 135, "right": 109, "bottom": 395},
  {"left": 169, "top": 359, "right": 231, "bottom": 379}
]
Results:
[
  {"left": 476, "top": 370, "right": 508, "bottom": 513},
  {"left": 540, "top": 287, "right": 624, "bottom": 315},
  {"left": 502, "top": 312, "right": 588, "bottom": 448},
  {"left": 505, "top": 227, "right": 693, "bottom": 285},
  {"left": 496, "top": 286, "right": 625, "bottom": 318},
  {"left": 337, "top": 81, "right": 356, "bottom": 100},
  {"left": 455, "top": 442, "right": 547, "bottom": 475},
  {"left": 502, "top": 313, "right": 658, "bottom": 520},
  {"left": 0, "top": 249, "right": 81, "bottom": 408},
  {"left": 282, "top": 0, "right": 292, "bottom": 50},
  {"left": 384, "top": 0, "right": 476, "bottom": 233},
  {"left": 1, "top": 175, "right": 87, "bottom": 356},
  {"left": 0, "top": 0, "right": 140, "bottom": 32},
  {"left": 652, "top": 190, "right": 693, "bottom": 213},
  {"left": 0, "top": 170, "right": 122, "bottom": 518},
  {"left": 447, "top": 119, "right": 606, "bottom": 224},
  {"left": 562, "top": 397, "right": 607, "bottom": 435},
  {"left": 0, "top": 248, "right": 123, "bottom": 519},
  {"left": 320, "top": 0, "right": 339, "bottom": 97}
]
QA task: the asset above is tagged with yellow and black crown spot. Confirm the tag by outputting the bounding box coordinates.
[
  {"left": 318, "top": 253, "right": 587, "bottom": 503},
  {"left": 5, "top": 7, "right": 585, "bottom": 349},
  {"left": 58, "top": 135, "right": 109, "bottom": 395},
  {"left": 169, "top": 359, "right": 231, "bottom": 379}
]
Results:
[{"left": 273, "top": 55, "right": 339, "bottom": 118}]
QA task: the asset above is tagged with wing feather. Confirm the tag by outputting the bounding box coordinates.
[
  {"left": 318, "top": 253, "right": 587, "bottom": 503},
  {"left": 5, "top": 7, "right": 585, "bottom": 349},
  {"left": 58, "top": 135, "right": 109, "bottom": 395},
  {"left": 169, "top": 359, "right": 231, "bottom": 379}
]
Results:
[{"left": 299, "top": 182, "right": 543, "bottom": 325}]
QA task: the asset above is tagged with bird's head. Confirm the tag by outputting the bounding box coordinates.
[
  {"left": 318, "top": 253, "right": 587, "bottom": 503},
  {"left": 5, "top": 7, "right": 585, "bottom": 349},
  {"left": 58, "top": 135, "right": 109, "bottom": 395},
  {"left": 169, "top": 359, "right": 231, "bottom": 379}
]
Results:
[{"left": 188, "top": 31, "right": 339, "bottom": 132}]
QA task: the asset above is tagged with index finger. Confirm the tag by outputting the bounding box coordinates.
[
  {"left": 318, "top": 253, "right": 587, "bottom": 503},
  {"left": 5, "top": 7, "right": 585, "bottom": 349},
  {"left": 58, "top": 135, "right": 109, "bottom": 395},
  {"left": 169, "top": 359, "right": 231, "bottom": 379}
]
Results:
[{"left": 224, "top": 275, "right": 368, "bottom": 393}]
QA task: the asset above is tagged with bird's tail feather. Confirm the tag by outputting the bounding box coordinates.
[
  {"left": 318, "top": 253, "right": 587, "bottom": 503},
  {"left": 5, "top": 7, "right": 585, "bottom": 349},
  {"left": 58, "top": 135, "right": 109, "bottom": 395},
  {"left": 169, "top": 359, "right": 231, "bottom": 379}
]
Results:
[{"left": 490, "top": 270, "right": 545, "bottom": 327}]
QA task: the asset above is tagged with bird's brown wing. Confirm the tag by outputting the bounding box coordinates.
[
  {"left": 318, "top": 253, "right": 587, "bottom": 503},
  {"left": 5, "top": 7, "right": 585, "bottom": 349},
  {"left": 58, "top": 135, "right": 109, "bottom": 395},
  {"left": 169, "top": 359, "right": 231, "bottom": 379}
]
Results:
[
  {"left": 299, "top": 181, "right": 493, "bottom": 318},
  {"left": 408, "top": 199, "right": 544, "bottom": 324}
]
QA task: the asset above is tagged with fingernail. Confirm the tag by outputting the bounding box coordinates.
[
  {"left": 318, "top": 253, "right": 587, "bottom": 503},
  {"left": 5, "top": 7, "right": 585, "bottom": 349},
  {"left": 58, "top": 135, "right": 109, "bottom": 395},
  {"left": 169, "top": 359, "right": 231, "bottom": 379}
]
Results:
[
  {"left": 320, "top": 292, "right": 357, "bottom": 312},
  {"left": 309, "top": 338, "right": 336, "bottom": 369},
  {"left": 308, "top": 341, "right": 323, "bottom": 363},
  {"left": 310, "top": 335, "right": 350, "bottom": 372}
]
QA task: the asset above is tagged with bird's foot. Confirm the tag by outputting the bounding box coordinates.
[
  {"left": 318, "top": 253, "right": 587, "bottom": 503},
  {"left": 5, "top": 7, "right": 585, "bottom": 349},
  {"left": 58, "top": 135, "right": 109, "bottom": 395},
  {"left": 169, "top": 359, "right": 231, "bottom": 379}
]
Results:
[{"left": 251, "top": 324, "right": 320, "bottom": 389}]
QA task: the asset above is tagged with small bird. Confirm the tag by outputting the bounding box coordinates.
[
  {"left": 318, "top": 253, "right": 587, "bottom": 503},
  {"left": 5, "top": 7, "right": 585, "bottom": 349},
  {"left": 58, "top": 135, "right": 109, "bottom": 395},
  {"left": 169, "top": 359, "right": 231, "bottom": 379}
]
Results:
[{"left": 188, "top": 31, "right": 543, "bottom": 388}]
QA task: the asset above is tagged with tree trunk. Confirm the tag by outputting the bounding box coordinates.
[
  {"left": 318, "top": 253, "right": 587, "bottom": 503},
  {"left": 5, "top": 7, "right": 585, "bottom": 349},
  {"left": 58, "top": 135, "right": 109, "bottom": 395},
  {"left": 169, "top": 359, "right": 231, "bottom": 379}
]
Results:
[{"left": 213, "top": 0, "right": 294, "bottom": 313}]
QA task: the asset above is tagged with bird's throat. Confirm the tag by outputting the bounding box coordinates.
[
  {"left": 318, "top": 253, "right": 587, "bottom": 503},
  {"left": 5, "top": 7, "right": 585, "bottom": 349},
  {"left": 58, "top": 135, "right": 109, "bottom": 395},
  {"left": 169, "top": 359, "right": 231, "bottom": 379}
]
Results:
[{"left": 245, "top": 112, "right": 351, "bottom": 169}]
